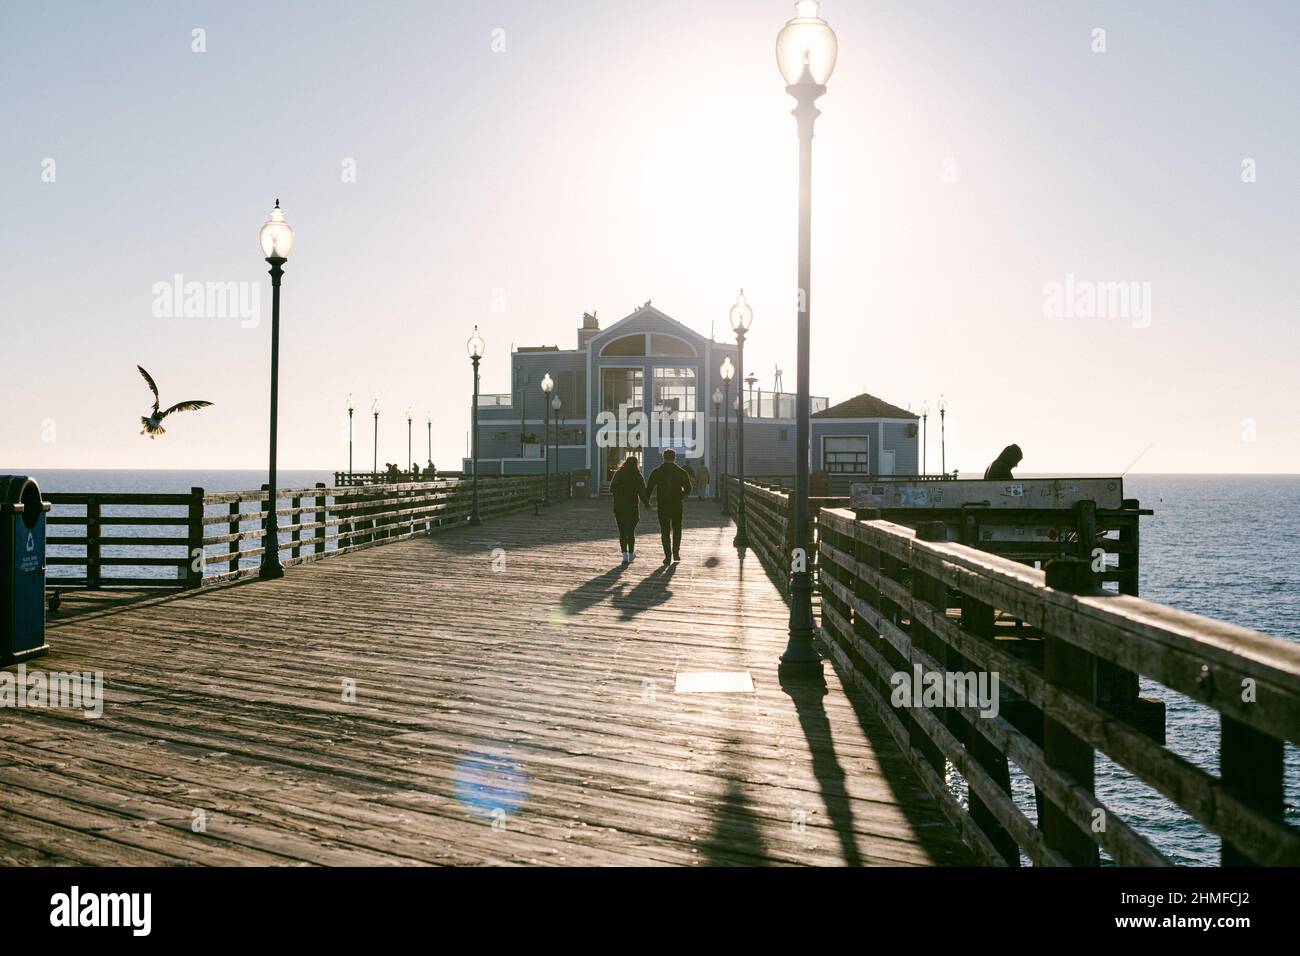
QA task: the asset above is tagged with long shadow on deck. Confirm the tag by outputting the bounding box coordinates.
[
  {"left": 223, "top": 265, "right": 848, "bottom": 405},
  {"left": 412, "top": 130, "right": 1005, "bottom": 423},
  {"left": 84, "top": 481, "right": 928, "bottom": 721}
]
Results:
[{"left": 779, "top": 676, "right": 865, "bottom": 866}]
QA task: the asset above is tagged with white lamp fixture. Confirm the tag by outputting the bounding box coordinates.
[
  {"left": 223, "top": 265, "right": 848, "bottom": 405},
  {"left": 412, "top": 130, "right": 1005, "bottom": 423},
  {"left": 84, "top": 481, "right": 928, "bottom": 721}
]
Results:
[
  {"left": 729, "top": 289, "right": 754, "bottom": 333},
  {"left": 258, "top": 199, "right": 294, "bottom": 260},
  {"left": 776, "top": 0, "right": 838, "bottom": 87}
]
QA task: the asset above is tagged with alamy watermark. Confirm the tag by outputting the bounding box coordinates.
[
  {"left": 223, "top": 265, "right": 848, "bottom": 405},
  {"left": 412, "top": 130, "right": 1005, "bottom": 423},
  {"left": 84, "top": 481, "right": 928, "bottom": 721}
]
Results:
[
  {"left": 152, "top": 274, "right": 260, "bottom": 328},
  {"left": 50, "top": 886, "right": 150, "bottom": 936},
  {"left": 594, "top": 408, "right": 701, "bottom": 458},
  {"left": 0, "top": 665, "right": 103, "bottom": 718},
  {"left": 890, "top": 664, "right": 1000, "bottom": 719},
  {"left": 1042, "top": 273, "right": 1151, "bottom": 329}
]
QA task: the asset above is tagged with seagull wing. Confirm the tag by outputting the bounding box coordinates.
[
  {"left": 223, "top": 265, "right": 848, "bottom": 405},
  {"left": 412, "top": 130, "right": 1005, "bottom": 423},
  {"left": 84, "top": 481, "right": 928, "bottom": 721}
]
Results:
[
  {"left": 159, "top": 400, "right": 213, "bottom": 419},
  {"left": 137, "top": 365, "right": 161, "bottom": 412}
]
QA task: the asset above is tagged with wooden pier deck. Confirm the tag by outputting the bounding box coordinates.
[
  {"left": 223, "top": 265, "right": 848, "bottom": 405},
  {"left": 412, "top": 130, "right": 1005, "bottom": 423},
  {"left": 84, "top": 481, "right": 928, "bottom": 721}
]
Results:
[{"left": 0, "top": 499, "right": 972, "bottom": 866}]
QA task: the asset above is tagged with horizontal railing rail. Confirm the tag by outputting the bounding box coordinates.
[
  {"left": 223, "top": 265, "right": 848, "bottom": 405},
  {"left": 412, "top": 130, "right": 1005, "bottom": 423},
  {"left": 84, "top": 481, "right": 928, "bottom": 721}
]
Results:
[
  {"left": 815, "top": 506, "right": 1300, "bottom": 867},
  {"left": 44, "top": 473, "right": 570, "bottom": 593}
]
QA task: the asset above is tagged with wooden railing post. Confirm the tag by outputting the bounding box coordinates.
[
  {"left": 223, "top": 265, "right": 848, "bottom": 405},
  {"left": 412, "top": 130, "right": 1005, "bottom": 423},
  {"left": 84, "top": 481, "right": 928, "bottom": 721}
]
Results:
[
  {"left": 290, "top": 495, "right": 302, "bottom": 560},
  {"left": 228, "top": 501, "right": 240, "bottom": 574},
  {"left": 261, "top": 483, "right": 274, "bottom": 563},
  {"left": 85, "top": 496, "right": 101, "bottom": 590},
  {"left": 185, "top": 487, "right": 204, "bottom": 588},
  {"left": 1041, "top": 557, "right": 1100, "bottom": 866},
  {"left": 851, "top": 509, "right": 887, "bottom": 703},
  {"left": 1220, "top": 717, "right": 1283, "bottom": 866},
  {"left": 315, "top": 483, "right": 327, "bottom": 555},
  {"left": 910, "top": 521, "right": 950, "bottom": 777},
  {"left": 960, "top": 589, "right": 1020, "bottom": 866}
]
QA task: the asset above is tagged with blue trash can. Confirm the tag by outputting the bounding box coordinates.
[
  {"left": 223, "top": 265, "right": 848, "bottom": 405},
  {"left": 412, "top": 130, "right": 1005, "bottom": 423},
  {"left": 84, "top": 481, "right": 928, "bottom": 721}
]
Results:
[{"left": 1, "top": 475, "right": 51, "bottom": 665}]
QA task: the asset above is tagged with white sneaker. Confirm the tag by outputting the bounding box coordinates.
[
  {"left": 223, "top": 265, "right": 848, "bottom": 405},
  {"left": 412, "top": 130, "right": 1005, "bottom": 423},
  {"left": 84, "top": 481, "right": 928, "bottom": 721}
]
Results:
[{"left": 621, "top": 551, "right": 630, "bottom": 564}]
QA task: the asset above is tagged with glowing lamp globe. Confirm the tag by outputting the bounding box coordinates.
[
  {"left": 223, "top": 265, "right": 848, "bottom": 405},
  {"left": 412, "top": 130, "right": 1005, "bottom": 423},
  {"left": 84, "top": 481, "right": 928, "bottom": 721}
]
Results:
[
  {"left": 259, "top": 199, "right": 294, "bottom": 259},
  {"left": 776, "top": 0, "right": 838, "bottom": 87}
]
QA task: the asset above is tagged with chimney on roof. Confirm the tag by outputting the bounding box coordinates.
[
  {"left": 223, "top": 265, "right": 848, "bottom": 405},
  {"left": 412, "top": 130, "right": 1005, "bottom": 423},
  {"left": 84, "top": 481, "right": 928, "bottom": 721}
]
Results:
[{"left": 578, "top": 310, "right": 600, "bottom": 349}]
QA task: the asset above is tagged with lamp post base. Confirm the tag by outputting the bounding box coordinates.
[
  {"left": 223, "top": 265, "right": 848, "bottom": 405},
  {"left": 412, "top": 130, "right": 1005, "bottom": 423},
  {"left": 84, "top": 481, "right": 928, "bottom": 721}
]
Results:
[
  {"left": 468, "top": 516, "right": 482, "bottom": 527},
  {"left": 780, "top": 570, "right": 823, "bottom": 678},
  {"left": 258, "top": 556, "right": 284, "bottom": 580}
]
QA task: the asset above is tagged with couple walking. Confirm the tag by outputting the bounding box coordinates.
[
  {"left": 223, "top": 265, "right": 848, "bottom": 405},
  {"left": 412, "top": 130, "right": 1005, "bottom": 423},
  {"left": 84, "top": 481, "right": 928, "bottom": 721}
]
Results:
[{"left": 609, "top": 449, "right": 693, "bottom": 567}]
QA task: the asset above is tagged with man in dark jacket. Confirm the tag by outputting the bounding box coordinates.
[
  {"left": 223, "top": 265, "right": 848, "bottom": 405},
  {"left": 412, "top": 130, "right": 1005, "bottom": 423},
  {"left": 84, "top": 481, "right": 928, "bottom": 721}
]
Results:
[
  {"left": 645, "top": 449, "right": 693, "bottom": 564},
  {"left": 983, "top": 444, "right": 1023, "bottom": 480}
]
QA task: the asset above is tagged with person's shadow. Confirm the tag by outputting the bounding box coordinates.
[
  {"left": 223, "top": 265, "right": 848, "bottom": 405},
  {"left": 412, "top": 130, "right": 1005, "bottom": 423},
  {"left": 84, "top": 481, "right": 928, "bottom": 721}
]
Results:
[
  {"left": 557, "top": 566, "right": 627, "bottom": 619},
  {"left": 611, "top": 563, "right": 676, "bottom": 621}
]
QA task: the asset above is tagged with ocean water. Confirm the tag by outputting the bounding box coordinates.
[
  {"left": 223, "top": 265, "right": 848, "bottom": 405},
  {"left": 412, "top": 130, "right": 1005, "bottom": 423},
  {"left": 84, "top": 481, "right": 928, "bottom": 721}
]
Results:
[
  {"left": 19, "top": 469, "right": 341, "bottom": 580},
  {"left": 995, "top": 474, "right": 1300, "bottom": 865},
  {"left": 1100, "top": 475, "right": 1300, "bottom": 865},
  {"left": 8, "top": 468, "right": 1299, "bottom": 865}
]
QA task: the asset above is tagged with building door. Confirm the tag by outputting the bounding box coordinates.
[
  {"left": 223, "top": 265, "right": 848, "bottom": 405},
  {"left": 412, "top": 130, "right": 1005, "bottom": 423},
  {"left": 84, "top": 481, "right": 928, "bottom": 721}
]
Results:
[
  {"left": 599, "top": 366, "right": 645, "bottom": 489},
  {"left": 878, "top": 449, "right": 895, "bottom": 476}
]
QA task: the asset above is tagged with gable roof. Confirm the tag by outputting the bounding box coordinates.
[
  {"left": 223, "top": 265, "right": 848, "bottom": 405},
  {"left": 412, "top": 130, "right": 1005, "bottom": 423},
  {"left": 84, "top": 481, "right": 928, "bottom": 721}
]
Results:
[
  {"left": 587, "top": 303, "right": 709, "bottom": 347},
  {"left": 813, "top": 392, "right": 917, "bottom": 420}
]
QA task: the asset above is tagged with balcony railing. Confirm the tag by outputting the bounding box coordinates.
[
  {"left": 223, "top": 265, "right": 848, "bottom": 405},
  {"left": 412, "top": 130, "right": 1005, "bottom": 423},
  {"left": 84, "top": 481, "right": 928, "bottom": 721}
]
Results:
[
  {"left": 734, "top": 391, "right": 829, "bottom": 419},
  {"left": 476, "top": 393, "right": 512, "bottom": 407}
]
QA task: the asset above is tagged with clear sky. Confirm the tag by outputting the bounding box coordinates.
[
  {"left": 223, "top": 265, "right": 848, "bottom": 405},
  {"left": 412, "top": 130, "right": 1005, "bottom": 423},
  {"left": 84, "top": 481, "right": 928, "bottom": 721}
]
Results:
[{"left": 3, "top": 0, "right": 1296, "bottom": 474}]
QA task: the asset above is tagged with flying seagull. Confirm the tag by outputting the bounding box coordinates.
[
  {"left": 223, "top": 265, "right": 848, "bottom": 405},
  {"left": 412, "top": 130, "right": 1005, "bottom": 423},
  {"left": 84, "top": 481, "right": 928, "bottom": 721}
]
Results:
[{"left": 137, "top": 365, "right": 213, "bottom": 438}]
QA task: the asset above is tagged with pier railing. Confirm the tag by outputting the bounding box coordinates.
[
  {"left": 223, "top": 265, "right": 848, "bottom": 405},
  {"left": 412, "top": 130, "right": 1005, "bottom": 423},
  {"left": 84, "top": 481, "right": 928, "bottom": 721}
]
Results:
[
  {"left": 720, "top": 476, "right": 846, "bottom": 593},
  {"left": 46, "top": 473, "right": 570, "bottom": 593},
  {"left": 815, "top": 507, "right": 1300, "bottom": 866},
  {"left": 46, "top": 492, "right": 203, "bottom": 589}
]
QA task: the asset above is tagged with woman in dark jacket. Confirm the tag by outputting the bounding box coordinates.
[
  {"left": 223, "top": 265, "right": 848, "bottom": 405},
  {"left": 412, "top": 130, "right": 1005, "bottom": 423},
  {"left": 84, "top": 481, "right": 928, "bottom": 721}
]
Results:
[{"left": 609, "top": 455, "right": 648, "bottom": 565}]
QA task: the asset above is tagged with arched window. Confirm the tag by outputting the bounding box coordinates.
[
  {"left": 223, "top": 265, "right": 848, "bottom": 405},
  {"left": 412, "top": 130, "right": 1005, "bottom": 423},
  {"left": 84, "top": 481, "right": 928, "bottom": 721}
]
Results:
[
  {"left": 601, "top": 334, "right": 646, "bottom": 356},
  {"left": 650, "top": 334, "right": 696, "bottom": 357}
]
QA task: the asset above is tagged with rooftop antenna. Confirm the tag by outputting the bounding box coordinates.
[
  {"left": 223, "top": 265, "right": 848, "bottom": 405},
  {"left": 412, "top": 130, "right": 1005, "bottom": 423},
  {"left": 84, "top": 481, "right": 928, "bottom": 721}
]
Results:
[
  {"left": 773, "top": 365, "right": 784, "bottom": 392},
  {"left": 1121, "top": 443, "right": 1155, "bottom": 477}
]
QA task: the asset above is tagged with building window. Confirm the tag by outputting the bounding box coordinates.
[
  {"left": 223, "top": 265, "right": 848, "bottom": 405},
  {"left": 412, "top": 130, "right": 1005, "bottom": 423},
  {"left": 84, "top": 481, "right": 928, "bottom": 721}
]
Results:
[
  {"left": 824, "top": 435, "right": 869, "bottom": 473},
  {"left": 602, "top": 367, "right": 643, "bottom": 416},
  {"left": 650, "top": 334, "right": 696, "bottom": 357},
  {"left": 601, "top": 334, "right": 646, "bottom": 356},
  {"left": 653, "top": 366, "right": 697, "bottom": 415}
]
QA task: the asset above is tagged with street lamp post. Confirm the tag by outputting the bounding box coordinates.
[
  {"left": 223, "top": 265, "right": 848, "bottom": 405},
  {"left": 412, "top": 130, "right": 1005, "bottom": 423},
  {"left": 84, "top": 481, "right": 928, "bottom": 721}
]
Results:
[
  {"left": 720, "top": 358, "right": 733, "bottom": 514},
  {"left": 257, "top": 199, "right": 293, "bottom": 580},
  {"left": 347, "top": 394, "right": 354, "bottom": 475},
  {"left": 540, "top": 373, "right": 554, "bottom": 505},
  {"left": 551, "top": 394, "right": 562, "bottom": 496},
  {"left": 920, "top": 402, "right": 929, "bottom": 476},
  {"left": 468, "top": 327, "right": 484, "bottom": 526},
  {"left": 426, "top": 412, "right": 432, "bottom": 470},
  {"left": 712, "top": 387, "right": 723, "bottom": 501},
  {"left": 730, "top": 291, "right": 752, "bottom": 552},
  {"left": 406, "top": 407, "right": 413, "bottom": 477},
  {"left": 938, "top": 395, "right": 947, "bottom": 477},
  {"left": 371, "top": 400, "right": 379, "bottom": 478},
  {"left": 777, "top": 0, "right": 836, "bottom": 674}
]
